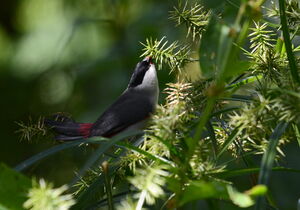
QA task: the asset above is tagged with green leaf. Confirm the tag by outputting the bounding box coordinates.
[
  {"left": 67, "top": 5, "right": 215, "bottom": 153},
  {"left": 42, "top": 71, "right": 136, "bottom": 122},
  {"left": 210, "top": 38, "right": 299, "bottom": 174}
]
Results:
[
  {"left": 227, "top": 185, "right": 254, "bottom": 208},
  {"left": 15, "top": 138, "right": 108, "bottom": 172},
  {"left": 215, "top": 22, "right": 234, "bottom": 81},
  {"left": 255, "top": 122, "right": 289, "bottom": 209},
  {"left": 210, "top": 167, "right": 300, "bottom": 179},
  {"left": 258, "top": 122, "right": 289, "bottom": 185},
  {"left": 226, "top": 75, "right": 262, "bottom": 90},
  {"left": 200, "top": 15, "right": 241, "bottom": 81},
  {"left": 179, "top": 180, "right": 228, "bottom": 206},
  {"left": 274, "top": 88, "right": 300, "bottom": 99},
  {"left": 0, "top": 163, "right": 32, "bottom": 210},
  {"left": 246, "top": 185, "right": 267, "bottom": 197},
  {"left": 217, "top": 126, "right": 242, "bottom": 159},
  {"left": 212, "top": 106, "right": 240, "bottom": 116},
  {"left": 71, "top": 131, "right": 143, "bottom": 185},
  {"left": 275, "top": 37, "right": 284, "bottom": 55},
  {"left": 15, "top": 139, "right": 87, "bottom": 172},
  {"left": 229, "top": 185, "right": 267, "bottom": 208},
  {"left": 199, "top": 16, "right": 221, "bottom": 78},
  {"left": 179, "top": 181, "right": 263, "bottom": 208},
  {"left": 222, "top": 57, "right": 250, "bottom": 80},
  {"left": 220, "top": 94, "right": 253, "bottom": 103},
  {"left": 278, "top": 0, "right": 300, "bottom": 84},
  {"left": 116, "top": 142, "right": 174, "bottom": 166},
  {"left": 292, "top": 124, "right": 300, "bottom": 147},
  {"left": 0, "top": 203, "right": 8, "bottom": 210}
]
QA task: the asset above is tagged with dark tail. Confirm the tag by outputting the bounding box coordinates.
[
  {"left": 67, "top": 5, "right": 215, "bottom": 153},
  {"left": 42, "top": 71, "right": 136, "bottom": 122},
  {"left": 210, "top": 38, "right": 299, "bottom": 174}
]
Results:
[{"left": 45, "top": 115, "right": 93, "bottom": 141}]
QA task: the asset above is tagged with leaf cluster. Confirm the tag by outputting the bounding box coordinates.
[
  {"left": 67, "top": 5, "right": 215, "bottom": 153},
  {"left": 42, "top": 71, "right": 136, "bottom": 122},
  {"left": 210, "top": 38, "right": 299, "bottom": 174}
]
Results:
[{"left": 169, "top": 1, "right": 210, "bottom": 41}]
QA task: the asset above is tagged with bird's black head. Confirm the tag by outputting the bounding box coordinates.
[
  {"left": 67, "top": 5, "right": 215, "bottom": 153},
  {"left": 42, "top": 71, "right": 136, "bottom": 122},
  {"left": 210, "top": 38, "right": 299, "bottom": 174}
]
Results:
[{"left": 128, "top": 56, "right": 153, "bottom": 88}]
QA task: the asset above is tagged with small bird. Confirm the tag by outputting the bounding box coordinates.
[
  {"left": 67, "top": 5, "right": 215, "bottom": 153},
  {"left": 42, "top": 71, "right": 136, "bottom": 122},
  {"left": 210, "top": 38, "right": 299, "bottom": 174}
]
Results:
[{"left": 45, "top": 56, "right": 159, "bottom": 140}]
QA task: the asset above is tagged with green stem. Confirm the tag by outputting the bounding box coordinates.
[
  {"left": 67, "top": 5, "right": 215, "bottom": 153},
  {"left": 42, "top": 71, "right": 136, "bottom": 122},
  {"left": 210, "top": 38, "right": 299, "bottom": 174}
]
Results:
[
  {"left": 190, "top": 97, "right": 216, "bottom": 157},
  {"left": 102, "top": 161, "right": 114, "bottom": 210},
  {"left": 278, "top": 0, "right": 300, "bottom": 85}
]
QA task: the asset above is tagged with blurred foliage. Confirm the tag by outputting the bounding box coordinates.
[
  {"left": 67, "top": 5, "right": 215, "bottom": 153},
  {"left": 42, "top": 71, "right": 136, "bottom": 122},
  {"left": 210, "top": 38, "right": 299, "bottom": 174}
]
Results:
[
  {"left": 24, "top": 179, "right": 75, "bottom": 210},
  {"left": 0, "top": 163, "right": 32, "bottom": 209},
  {"left": 1, "top": 0, "right": 300, "bottom": 209},
  {"left": 0, "top": 0, "right": 176, "bottom": 180}
]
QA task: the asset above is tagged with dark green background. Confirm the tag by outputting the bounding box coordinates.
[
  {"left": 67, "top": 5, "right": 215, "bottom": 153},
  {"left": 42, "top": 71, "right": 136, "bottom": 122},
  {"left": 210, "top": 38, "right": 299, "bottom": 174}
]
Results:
[{"left": 0, "top": 0, "right": 179, "bottom": 184}]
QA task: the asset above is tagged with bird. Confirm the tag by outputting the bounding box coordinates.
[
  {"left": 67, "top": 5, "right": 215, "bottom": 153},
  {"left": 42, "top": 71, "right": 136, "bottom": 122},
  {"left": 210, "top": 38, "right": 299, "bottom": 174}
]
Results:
[{"left": 45, "top": 56, "right": 159, "bottom": 141}]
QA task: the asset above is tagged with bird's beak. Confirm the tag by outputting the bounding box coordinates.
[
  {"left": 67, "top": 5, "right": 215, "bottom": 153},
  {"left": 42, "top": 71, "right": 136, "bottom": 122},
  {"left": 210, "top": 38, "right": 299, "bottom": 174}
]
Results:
[{"left": 143, "top": 56, "right": 153, "bottom": 64}]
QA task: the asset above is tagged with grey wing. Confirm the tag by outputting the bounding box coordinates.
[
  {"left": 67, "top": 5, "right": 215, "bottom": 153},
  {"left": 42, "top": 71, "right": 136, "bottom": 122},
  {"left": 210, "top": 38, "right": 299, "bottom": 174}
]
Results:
[{"left": 90, "top": 90, "right": 154, "bottom": 137}]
